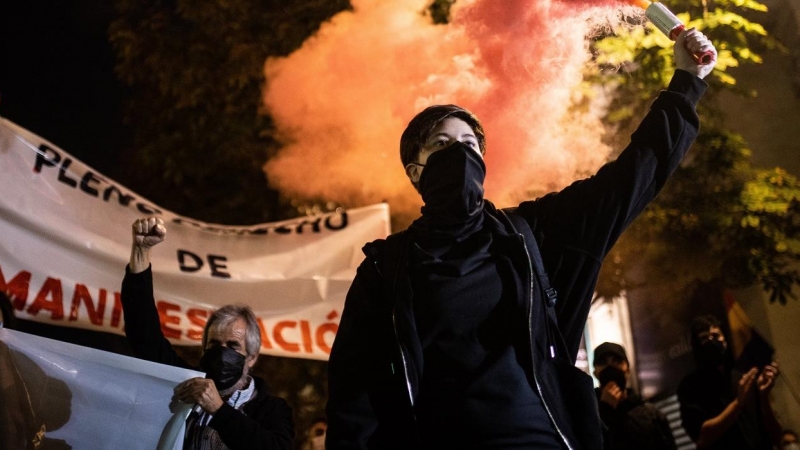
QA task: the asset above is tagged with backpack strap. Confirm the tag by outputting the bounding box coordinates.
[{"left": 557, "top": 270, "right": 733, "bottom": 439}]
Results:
[
  {"left": 498, "top": 210, "right": 558, "bottom": 306},
  {"left": 369, "top": 231, "right": 408, "bottom": 295},
  {"left": 496, "top": 209, "right": 561, "bottom": 359}
]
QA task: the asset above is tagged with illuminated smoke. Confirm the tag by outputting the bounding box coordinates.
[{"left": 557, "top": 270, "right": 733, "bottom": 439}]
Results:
[{"left": 263, "top": 0, "right": 643, "bottom": 225}]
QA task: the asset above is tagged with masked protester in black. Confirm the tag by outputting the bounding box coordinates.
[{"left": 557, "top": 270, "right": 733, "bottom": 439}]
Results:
[
  {"left": 677, "top": 315, "right": 782, "bottom": 450},
  {"left": 415, "top": 141, "right": 486, "bottom": 231},
  {"left": 327, "top": 29, "right": 718, "bottom": 450},
  {"left": 120, "top": 217, "right": 294, "bottom": 450},
  {"left": 592, "top": 342, "right": 676, "bottom": 450}
]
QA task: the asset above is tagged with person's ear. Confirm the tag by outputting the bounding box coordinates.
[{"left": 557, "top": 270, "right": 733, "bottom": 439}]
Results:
[
  {"left": 246, "top": 354, "right": 258, "bottom": 369},
  {"left": 405, "top": 163, "right": 422, "bottom": 184}
]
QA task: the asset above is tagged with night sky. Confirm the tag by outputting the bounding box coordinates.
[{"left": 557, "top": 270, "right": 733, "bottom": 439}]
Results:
[{"left": 0, "top": 0, "right": 131, "bottom": 178}]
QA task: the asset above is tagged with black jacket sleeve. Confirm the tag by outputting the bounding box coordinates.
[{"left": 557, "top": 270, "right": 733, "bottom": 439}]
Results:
[
  {"left": 210, "top": 393, "right": 295, "bottom": 450},
  {"left": 325, "top": 256, "right": 386, "bottom": 450},
  {"left": 120, "top": 265, "right": 192, "bottom": 369},
  {"left": 516, "top": 70, "right": 707, "bottom": 355}
]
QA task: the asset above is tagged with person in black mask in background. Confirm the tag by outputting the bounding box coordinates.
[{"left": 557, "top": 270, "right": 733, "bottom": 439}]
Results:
[
  {"left": 121, "top": 217, "right": 294, "bottom": 450},
  {"left": 592, "top": 342, "right": 676, "bottom": 450},
  {"left": 326, "top": 30, "right": 717, "bottom": 450},
  {"left": 677, "top": 315, "right": 782, "bottom": 450}
]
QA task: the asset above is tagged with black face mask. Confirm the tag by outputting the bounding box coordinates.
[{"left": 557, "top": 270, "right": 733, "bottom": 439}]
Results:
[
  {"left": 696, "top": 339, "right": 727, "bottom": 368},
  {"left": 199, "top": 346, "right": 246, "bottom": 392},
  {"left": 598, "top": 366, "right": 627, "bottom": 390},
  {"left": 418, "top": 141, "right": 486, "bottom": 226}
]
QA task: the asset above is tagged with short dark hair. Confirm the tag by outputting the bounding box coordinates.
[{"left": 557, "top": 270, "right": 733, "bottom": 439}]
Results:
[
  {"left": 690, "top": 314, "right": 723, "bottom": 350},
  {"left": 399, "top": 104, "right": 486, "bottom": 169}
]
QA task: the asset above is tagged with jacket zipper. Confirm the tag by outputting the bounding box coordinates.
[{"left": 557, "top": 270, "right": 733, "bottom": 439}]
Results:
[
  {"left": 518, "top": 233, "right": 574, "bottom": 450},
  {"left": 392, "top": 309, "right": 415, "bottom": 408},
  {"left": 386, "top": 227, "right": 574, "bottom": 448}
]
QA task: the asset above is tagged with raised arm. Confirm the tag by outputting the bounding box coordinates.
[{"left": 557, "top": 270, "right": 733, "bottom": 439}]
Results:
[
  {"left": 513, "top": 30, "right": 716, "bottom": 354},
  {"left": 121, "top": 217, "right": 191, "bottom": 369}
]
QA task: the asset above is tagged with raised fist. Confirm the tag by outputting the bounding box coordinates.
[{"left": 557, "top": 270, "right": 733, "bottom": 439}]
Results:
[{"left": 132, "top": 217, "right": 166, "bottom": 249}]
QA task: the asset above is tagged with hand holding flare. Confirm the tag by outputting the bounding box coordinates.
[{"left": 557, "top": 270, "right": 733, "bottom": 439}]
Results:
[{"left": 640, "top": 1, "right": 716, "bottom": 65}]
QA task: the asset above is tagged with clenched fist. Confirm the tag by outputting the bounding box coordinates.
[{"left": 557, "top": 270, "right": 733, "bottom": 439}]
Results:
[
  {"left": 132, "top": 217, "right": 166, "bottom": 249},
  {"left": 129, "top": 217, "right": 166, "bottom": 273}
]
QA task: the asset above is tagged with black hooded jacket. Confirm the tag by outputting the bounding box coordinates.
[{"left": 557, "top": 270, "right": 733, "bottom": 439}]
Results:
[{"left": 326, "top": 70, "right": 707, "bottom": 450}]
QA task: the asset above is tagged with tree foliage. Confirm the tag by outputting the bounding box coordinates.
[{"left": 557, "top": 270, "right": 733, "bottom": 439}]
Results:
[
  {"left": 108, "top": 0, "right": 351, "bottom": 225},
  {"left": 588, "top": 0, "right": 800, "bottom": 303}
]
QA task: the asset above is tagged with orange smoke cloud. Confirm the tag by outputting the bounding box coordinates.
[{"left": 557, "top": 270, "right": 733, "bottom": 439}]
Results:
[{"left": 263, "top": 0, "right": 642, "bottom": 224}]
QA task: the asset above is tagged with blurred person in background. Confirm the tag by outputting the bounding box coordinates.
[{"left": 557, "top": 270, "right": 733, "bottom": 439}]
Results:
[
  {"left": 781, "top": 429, "right": 799, "bottom": 450},
  {"left": 677, "top": 315, "right": 782, "bottom": 449},
  {"left": 592, "top": 342, "right": 676, "bottom": 450}
]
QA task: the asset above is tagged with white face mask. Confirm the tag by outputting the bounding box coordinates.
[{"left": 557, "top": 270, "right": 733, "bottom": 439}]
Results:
[{"left": 785, "top": 443, "right": 800, "bottom": 450}]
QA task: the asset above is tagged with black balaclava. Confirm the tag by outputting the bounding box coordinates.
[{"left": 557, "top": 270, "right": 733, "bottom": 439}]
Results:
[
  {"left": 413, "top": 141, "right": 486, "bottom": 240},
  {"left": 695, "top": 339, "right": 727, "bottom": 369},
  {"left": 199, "top": 346, "right": 246, "bottom": 392},
  {"left": 597, "top": 366, "right": 627, "bottom": 390}
]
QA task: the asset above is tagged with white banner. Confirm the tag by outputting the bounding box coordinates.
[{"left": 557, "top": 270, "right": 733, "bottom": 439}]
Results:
[
  {"left": 0, "top": 328, "right": 203, "bottom": 450},
  {"left": 0, "top": 118, "right": 391, "bottom": 360}
]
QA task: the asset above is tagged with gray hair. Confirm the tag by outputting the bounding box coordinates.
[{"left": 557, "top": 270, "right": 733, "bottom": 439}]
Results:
[{"left": 202, "top": 304, "right": 261, "bottom": 358}]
